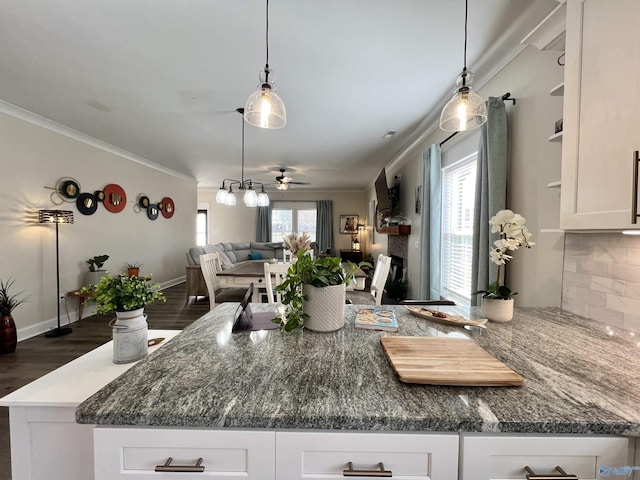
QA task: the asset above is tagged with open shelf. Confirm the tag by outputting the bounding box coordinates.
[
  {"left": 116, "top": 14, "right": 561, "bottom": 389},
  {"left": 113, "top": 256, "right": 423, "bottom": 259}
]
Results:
[
  {"left": 376, "top": 225, "right": 411, "bottom": 236},
  {"left": 549, "top": 131, "right": 563, "bottom": 142},
  {"left": 550, "top": 82, "right": 564, "bottom": 96},
  {"left": 547, "top": 181, "right": 561, "bottom": 188}
]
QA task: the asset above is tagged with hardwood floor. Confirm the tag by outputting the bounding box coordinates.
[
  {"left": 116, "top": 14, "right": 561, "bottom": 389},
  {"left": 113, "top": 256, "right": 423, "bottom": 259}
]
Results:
[{"left": 0, "top": 282, "right": 209, "bottom": 480}]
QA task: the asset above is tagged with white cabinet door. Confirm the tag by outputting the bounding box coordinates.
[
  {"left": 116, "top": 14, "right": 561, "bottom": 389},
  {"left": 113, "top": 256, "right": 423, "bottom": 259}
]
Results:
[
  {"left": 560, "top": 0, "right": 640, "bottom": 230},
  {"left": 460, "top": 433, "right": 628, "bottom": 480},
  {"left": 276, "top": 431, "right": 458, "bottom": 480},
  {"left": 94, "top": 427, "right": 275, "bottom": 480}
]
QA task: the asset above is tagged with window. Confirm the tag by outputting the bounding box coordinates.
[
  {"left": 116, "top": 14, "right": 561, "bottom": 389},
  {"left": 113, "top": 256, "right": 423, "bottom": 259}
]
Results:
[
  {"left": 440, "top": 153, "right": 477, "bottom": 305},
  {"left": 271, "top": 202, "right": 317, "bottom": 242},
  {"left": 196, "top": 209, "right": 208, "bottom": 246}
]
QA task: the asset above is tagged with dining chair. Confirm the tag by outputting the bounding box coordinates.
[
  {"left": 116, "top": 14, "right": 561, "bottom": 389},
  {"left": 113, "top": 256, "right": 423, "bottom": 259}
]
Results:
[
  {"left": 200, "top": 253, "right": 247, "bottom": 311},
  {"left": 369, "top": 254, "right": 392, "bottom": 306},
  {"left": 263, "top": 263, "right": 291, "bottom": 303}
]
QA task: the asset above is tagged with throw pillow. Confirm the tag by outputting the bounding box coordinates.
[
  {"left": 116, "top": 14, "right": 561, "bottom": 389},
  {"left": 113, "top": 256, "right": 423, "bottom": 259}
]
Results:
[
  {"left": 217, "top": 251, "right": 234, "bottom": 270},
  {"left": 247, "top": 252, "right": 263, "bottom": 260}
]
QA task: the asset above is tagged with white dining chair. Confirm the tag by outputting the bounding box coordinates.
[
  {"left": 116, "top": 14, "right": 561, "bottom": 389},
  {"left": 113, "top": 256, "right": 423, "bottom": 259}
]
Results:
[
  {"left": 369, "top": 254, "right": 392, "bottom": 306},
  {"left": 200, "top": 253, "right": 246, "bottom": 311},
  {"left": 264, "top": 263, "right": 290, "bottom": 303}
]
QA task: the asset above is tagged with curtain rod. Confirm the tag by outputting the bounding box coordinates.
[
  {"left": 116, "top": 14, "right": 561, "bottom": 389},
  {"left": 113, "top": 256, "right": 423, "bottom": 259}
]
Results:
[{"left": 439, "top": 92, "right": 516, "bottom": 147}]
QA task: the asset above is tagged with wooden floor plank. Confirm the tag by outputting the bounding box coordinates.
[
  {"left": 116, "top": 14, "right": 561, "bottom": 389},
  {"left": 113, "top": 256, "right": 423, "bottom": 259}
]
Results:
[{"left": 0, "top": 282, "right": 209, "bottom": 479}]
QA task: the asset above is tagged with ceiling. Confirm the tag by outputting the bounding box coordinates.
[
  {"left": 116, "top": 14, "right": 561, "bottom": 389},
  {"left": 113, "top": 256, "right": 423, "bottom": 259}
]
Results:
[{"left": 0, "top": 0, "right": 558, "bottom": 192}]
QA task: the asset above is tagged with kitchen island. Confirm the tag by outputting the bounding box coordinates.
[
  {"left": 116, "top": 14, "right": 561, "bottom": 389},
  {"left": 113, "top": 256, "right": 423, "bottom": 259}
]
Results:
[{"left": 75, "top": 305, "right": 640, "bottom": 479}]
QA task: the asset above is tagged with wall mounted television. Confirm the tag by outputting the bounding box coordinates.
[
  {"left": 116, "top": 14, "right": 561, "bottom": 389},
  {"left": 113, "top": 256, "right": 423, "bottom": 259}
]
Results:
[{"left": 374, "top": 168, "right": 400, "bottom": 219}]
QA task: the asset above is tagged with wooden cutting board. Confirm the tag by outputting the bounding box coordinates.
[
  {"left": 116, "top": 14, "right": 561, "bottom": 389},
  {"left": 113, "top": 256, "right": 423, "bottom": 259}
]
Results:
[{"left": 381, "top": 337, "right": 523, "bottom": 386}]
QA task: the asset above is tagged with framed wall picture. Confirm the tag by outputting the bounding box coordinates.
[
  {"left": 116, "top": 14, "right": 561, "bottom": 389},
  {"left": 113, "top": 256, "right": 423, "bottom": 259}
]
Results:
[
  {"left": 340, "top": 215, "right": 359, "bottom": 234},
  {"left": 415, "top": 185, "right": 422, "bottom": 214}
]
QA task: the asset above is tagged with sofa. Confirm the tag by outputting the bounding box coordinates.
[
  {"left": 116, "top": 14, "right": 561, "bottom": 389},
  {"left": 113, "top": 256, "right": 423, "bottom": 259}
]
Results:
[{"left": 186, "top": 242, "right": 285, "bottom": 269}]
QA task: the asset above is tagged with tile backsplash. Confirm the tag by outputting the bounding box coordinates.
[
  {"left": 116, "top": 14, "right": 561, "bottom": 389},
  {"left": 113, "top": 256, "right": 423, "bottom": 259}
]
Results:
[{"left": 563, "top": 233, "right": 640, "bottom": 333}]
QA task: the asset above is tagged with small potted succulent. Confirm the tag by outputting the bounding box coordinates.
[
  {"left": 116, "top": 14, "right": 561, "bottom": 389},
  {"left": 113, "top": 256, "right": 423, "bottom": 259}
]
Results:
[
  {"left": 0, "top": 278, "right": 30, "bottom": 354},
  {"left": 275, "top": 252, "right": 368, "bottom": 332}
]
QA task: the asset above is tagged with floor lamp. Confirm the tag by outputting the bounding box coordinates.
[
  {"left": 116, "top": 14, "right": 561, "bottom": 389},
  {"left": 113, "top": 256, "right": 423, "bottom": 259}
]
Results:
[{"left": 39, "top": 209, "right": 74, "bottom": 337}]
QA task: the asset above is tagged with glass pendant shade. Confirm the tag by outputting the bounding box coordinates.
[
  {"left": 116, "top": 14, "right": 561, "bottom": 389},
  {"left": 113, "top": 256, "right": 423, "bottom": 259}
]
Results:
[
  {"left": 257, "top": 190, "right": 270, "bottom": 206},
  {"left": 244, "top": 188, "right": 258, "bottom": 207},
  {"left": 216, "top": 187, "right": 228, "bottom": 204},
  {"left": 440, "top": 85, "right": 487, "bottom": 132},
  {"left": 244, "top": 68, "right": 286, "bottom": 129},
  {"left": 226, "top": 190, "right": 237, "bottom": 206}
]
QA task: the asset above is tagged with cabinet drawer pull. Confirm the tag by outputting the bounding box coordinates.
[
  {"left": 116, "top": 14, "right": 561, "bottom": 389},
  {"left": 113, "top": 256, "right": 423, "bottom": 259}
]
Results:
[
  {"left": 154, "top": 457, "right": 205, "bottom": 473},
  {"left": 524, "top": 465, "right": 577, "bottom": 479},
  {"left": 343, "top": 461, "right": 392, "bottom": 477},
  {"left": 633, "top": 151, "right": 639, "bottom": 224}
]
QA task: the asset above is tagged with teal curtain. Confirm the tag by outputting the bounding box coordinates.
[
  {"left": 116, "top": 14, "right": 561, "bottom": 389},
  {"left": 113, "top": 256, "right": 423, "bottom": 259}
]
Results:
[
  {"left": 471, "top": 97, "right": 508, "bottom": 305},
  {"left": 316, "top": 200, "right": 333, "bottom": 254},
  {"left": 256, "top": 205, "right": 272, "bottom": 242},
  {"left": 419, "top": 144, "right": 442, "bottom": 300}
]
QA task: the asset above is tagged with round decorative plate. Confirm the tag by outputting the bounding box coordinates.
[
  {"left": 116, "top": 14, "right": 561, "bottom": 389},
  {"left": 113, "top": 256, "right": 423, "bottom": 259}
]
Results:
[
  {"left": 137, "top": 194, "right": 150, "bottom": 209},
  {"left": 146, "top": 203, "right": 159, "bottom": 220},
  {"left": 94, "top": 190, "right": 105, "bottom": 202},
  {"left": 76, "top": 192, "right": 98, "bottom": 215},
  {"left": 160, "top": 196, "right": 175, "bottom": 218},
  {"left": 55, "top": 177, "right": 81, "bottom": 201},
  {"left": 102, "top": 184, "right": 127, "bottom": 213}
]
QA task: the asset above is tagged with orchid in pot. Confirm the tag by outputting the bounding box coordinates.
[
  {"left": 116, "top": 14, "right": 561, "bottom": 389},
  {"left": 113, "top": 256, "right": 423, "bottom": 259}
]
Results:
[{"left": 474, "top": 209, "right": 535, "bottom": 322}]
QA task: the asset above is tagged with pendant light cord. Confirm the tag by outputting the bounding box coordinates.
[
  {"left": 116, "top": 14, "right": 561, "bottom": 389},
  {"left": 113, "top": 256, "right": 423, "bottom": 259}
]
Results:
[
  {"left": 463, "top": 0, "right": 468, "bottom": 71},
  {"left": 265, "top": 0, "right": 270, "bottom": 68},
  {"left": 241, "top": 111, "right": 245, "bottom": 184}
]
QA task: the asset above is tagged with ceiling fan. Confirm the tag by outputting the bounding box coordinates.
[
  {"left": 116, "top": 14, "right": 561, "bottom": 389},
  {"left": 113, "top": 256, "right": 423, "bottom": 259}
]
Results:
[{"left": 274, "top": 168, "right": 310, "bottom": 190}]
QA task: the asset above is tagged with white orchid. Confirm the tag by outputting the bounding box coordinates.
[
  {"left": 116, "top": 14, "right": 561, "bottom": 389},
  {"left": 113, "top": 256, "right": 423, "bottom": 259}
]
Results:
[
  {"left": 477, "top": 209, "right": 535, "bottom": 299},
  {"left": 277, "top": 303, "right": 288, "bottom": 326}
]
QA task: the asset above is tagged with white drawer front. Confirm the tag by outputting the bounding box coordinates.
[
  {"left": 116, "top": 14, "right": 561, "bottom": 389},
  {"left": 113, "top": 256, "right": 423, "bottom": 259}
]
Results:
[
  {"left": 276, "top": 431, "right": 459, "bottom": 480},
  {"left": 94, "top": 427, "right": 275, "bottom": 480},
  {"left": 460, "top": 434, "right": 629, "bottom": 480}
]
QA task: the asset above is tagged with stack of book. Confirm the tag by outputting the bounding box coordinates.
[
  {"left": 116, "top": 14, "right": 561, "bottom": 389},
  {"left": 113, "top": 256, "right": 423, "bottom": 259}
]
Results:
[{"left": 354, "top": 307, "right": 399, "bottom": 332}]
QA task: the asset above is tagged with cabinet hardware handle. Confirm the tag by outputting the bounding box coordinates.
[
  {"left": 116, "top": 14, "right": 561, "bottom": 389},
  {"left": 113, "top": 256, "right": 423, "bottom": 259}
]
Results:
[
  {"left": 524, "top": 465, "right": 578, "bottom": 479},
  {"left": 343, "top": 461, "right": 392, "bottom": 477},
  {"left": 154, "top": 457, "right": 205, "bottom": 473},
  {"left": 633, "top": 151, "right": 639, "bottom": 224}
]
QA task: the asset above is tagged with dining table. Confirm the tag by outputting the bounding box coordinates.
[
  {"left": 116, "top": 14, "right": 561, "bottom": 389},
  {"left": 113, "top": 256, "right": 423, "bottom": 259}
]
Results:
[{"left": 217, "top": 260, "right": 368, "bottom": 302}]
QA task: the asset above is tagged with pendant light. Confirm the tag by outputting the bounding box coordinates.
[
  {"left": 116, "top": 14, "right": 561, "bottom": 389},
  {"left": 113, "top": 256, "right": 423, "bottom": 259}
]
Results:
[
  {"left": 439, "top": 0, "right": 487, "bottom": 132},
  {"left": 216, "top": 108, "right": 270, "bottom": 207},
  {"left": 244, "top": 0, "right": 286, "bottom": 129}
]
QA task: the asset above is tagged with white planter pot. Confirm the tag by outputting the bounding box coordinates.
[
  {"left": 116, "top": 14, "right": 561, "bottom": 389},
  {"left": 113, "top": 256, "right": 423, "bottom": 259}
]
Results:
[
  {"left": 302, "top": 284, "right": 346, "bottom": 332},
  {"left": 481, "top": 297, "right": 514, "bottom": 323},
  {"left": 112, "top": 307, "right": 148, "bottom": 363},
  {"left": 84, "top": 270, "right": 106, "bottom": 287}
]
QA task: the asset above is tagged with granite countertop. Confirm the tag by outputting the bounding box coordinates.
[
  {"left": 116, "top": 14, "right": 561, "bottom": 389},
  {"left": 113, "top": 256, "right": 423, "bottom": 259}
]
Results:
[{"left": 76, "top": 305, "right": 640, "bottom": 436}]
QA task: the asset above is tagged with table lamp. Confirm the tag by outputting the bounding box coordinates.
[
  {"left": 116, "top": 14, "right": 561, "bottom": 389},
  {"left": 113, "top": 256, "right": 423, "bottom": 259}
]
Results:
[{"left": 39, "top": 209, "right": 74, "bottom": 337}]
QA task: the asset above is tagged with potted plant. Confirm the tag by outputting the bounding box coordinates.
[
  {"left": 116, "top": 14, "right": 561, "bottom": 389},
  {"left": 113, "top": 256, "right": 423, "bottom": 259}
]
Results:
[
  {"left": 473, "top": 209, "right": 535, "bottom": 322},
  {"left": 0, "top": 278, "right": 30, "bottom": 354},
  {"left": 124, "top": 262, "right": 143, "bottom": 278},
  {"left": 85, "top": 254, "right": 109, "bottom": 286},
  {"left": 275, "top": 251, "right": 367, "bottom": 332}
]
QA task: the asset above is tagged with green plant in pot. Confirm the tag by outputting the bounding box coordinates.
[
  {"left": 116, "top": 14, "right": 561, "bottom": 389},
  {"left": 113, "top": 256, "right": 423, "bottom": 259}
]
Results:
[
  {"left": 275, "top": 251, "right": 367, "bottom": 332},
  {"left": 84, "top": 273, "right": 165, "bottom": 315},
  {"left": 124, "top": 262, "right": 143, "bottom": 278},
  {"left": 0, "top": 278, "right": 30, "bottom": 354},
  {"left": 85, "top": 254, "right": 110, "bottom": 286}
]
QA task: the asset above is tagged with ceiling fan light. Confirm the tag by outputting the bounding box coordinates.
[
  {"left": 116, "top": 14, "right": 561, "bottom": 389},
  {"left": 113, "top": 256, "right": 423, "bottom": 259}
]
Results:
[
  {"left": 440, "top": 72, "right": 487, "bottom": 132},
  {"left": 257, "top": 191, "right": 270, "bottom": 206},
  {"left": 244, "top": 188, "right": 258, "bottom": 207},
  {"left": 276, "top": 182, "right": 288, "bottom": 191},
  {"left": 244, "top": 81, "right": 286, "bottom": 129}
]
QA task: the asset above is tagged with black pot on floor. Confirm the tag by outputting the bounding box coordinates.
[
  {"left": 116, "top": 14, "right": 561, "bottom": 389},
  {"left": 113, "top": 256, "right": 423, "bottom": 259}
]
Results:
[{"left": 0, "top": 313, "right": 17, "bottom": 354}]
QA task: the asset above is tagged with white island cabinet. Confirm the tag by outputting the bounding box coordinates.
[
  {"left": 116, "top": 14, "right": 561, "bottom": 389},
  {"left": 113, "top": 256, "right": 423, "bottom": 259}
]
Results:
[
  {"left": 560, "top": 0, "right": 640, "bottom": 230},
  {"left": 0, "top": 330, "right": 180, "bottom": 480}
]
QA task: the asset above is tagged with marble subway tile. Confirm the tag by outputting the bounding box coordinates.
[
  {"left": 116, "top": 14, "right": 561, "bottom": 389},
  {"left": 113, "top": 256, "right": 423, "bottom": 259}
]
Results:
[
  {"left": 576, "top": 259, "right": 608, "bottom": 276},
  {"left": 608, "top": 262, "right": 640, "bottom": 282},
  {"left": 626, "top": 282, "right": 640, "bottom": 300},
  {"left": 564, "top": 233, "right": 580, "bottom": 248},
  {"left": 592, "top": 247, "right": 627, "bottom": 264},
  {"left": 563, "top": 271, "right": 592, "bottom": 288},
  {"left": 562, "top": 297, "right": 589, "bottom": 317},
  {"left": 591, "top": 276, "right": 625, "bottom": 295},
  {"left": 564, "top": 245, "right": 592, "bottom": 259},
  {"left": 623, "top": 313, "right": 640, "bottom": 334},
  {"left": 563, "top": 257, "right": 578, "bottom": 273},
  {"left": 588, "top": 307, "right": 624, "bottom": 328},
  {"left": 607, "top": 294, "right": 640, "bottom": 316},
  {"left": 627, "top": 249, "right": 640, "bottom": 266},
  {"left": 562, "top": 285, "right": 577, "bottom": 301},
  {"left": 579, "top": 234, "right": 619, "bottom": 247},
  {"left": 576, "top": 287, "right": 606, "bottom": 308}
]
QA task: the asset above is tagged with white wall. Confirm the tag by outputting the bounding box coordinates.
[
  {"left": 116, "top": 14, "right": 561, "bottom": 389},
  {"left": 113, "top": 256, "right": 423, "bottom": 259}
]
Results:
[
  {"left": 367, "top": 46, "right": 565, "bottom": 306},
  {"left": 0, "top": 107, "right": 197, "bottom": 339},
  {"left": 198, "top": 189, "right": 368, "bottom": 255}
]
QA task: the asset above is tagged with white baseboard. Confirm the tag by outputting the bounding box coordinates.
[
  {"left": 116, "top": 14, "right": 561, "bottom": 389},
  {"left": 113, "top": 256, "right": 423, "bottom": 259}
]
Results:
[{"left": 16, "top": 277, "right": 187, "bottom": 341}]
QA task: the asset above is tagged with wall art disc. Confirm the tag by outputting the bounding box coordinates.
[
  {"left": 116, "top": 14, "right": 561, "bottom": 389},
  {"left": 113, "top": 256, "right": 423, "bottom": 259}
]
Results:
[
  {"left": 76, "top": 192, "right": 98, "bottom": 215},
  {"left": 160, "top": 197, "right": 175, "bottom": 218},
  {"left": 54, "top": 177, "right": 81, "bottom": 201},
  {"left": 137, "top": 194, "right": 150, "bottom": 209},
  {"left": 147, "top": 204, "right": 159, "bottom": 220},
  {"left": 94, "top": 190, "right": 105, "bottom": 202},
  {"left": 103, "top": 184, "right": 127, "bottom": 213}
]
